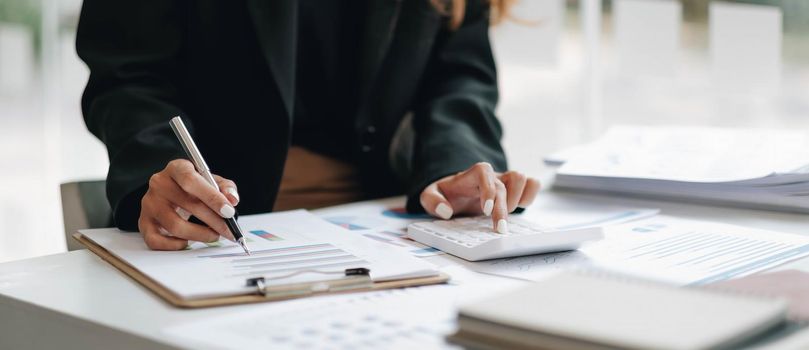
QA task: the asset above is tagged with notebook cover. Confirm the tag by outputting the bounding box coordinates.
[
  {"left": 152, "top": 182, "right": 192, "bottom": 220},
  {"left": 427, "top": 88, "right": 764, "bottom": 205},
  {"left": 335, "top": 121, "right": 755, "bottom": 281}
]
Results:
[
  {"left": 453, "top": 272, "right": 787, "bottom": 350},
  {"left": 706, "top": 269, "right": 809, "bottom": 322}
]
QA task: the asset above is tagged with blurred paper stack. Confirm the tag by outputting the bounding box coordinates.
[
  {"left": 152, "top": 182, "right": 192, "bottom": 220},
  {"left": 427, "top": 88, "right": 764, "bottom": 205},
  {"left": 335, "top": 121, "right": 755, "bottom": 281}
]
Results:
[{"left": 547, "top": 126, "right": 809, "bottom": 213}]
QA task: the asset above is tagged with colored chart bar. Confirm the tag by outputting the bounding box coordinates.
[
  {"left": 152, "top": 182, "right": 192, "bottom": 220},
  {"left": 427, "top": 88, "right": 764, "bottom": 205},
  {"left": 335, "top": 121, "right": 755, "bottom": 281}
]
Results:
[
  {"left": 381, "top": 207, "right": 431, "bottom": 219},
  {"left": 410, "top": 247, "right": 442, "bottom": 256},
  {"left": 250, "top": 230, "right": 284, "bottom": 241},
  {"left": 325, "top": 217, "right": 369, "bottom": 231},
  {"left": 363, "top": 234, "right": 406, "bottom": 247},
  {"left": 379, "top": 230, "right": 406, "bottom": 238}
]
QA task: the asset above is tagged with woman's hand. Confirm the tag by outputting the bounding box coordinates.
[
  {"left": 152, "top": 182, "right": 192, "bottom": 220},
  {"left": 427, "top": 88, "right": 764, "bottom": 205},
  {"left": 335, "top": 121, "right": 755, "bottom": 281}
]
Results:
[
  {"left": 420, "top": 162, "right": 540, "bottom": 234},
  {"left": 138, "top": 159, "right": 241, "bottom": 250}
]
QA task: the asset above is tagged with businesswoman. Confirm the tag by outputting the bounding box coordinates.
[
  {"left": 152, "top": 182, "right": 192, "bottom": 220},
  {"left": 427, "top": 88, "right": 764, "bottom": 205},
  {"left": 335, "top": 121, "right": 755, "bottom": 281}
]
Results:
[{"left": 78, "top": 0, "right": 540, "bottom": 250}]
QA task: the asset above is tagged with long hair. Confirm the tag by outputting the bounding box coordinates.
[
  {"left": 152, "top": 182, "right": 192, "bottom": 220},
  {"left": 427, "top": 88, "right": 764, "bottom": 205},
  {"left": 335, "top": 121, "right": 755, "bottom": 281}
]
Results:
[{"left": 431, "top": 0, "right": 516, "bottom": 30}]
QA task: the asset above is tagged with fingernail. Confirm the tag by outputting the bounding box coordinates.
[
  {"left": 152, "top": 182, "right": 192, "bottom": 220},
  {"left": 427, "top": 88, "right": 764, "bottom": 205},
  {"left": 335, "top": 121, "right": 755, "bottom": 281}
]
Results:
[
  {"left": 226, "top": 187, "right": 240, "bottom": 202},
  {"left": 219, "top": 204, "right": 235, "bottom": 218},
  {"left": 483, "top": 199, "right": 494, "bottom": 216},
  {"left": 436, "top": 203, "right": 453, "bottom": 220},
  {"left": 496, "top": 219, "right": 509, "bottom": 234}
]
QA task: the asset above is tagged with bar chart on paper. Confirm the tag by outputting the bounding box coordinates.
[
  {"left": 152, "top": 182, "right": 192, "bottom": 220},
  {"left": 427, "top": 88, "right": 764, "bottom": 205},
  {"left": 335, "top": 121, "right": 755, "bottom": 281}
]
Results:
[
  {"left": 316, "top": 198, "right": 436, "bottom": 233},
  {"left": 198, "top": 243, "right": 368, "bottom": 278},
  {"left": 589, "top": 217, "right": 809, "bottom": 285},
  {"left": 472, "top": 216, "right": 809, "bottom": 286},
  {"left": 249, "top": 230, "right": 284, "bottom": 241},
  {"left": 317, "top": 200, "right": 446, "bottom": 258},
  {"left": 381, "top": 207, "right": 432, "bottom": 220},
  {"left": 359, "top": 230, "right": 443, "bottom": 257},
  {"left": 325, "top": 216, "right": 373, "bottom": 231}
]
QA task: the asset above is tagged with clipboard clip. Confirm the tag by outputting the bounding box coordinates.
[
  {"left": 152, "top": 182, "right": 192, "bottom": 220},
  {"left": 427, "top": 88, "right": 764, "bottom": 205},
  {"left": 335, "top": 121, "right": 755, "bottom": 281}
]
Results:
[{"left": 246, "top": 268, "right": 373, "bottom": 298}]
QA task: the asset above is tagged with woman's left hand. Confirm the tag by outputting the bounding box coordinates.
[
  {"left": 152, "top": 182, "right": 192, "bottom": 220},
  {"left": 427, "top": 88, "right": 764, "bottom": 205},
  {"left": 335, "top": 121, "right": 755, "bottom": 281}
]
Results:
[{"left": 420, "top": 162, "right": 540, "bottom": 234}]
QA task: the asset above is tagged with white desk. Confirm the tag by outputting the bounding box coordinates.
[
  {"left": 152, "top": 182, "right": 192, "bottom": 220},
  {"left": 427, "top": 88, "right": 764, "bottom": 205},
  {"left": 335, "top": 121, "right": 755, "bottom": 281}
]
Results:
[{"left": 2, "top": 191, "right": 809, "bottom": 349}]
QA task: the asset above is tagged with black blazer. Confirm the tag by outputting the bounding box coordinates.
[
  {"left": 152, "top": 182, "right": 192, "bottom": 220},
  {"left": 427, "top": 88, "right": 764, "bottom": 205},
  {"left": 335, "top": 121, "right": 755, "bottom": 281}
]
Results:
[{"left": 78, "top": 0, "right": 507, "bottom": 231}]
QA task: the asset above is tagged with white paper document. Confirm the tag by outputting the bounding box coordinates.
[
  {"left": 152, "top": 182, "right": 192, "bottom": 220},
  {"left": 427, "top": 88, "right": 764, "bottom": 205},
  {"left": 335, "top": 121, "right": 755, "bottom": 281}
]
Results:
[
  {"left": 164, "top": 266, "right": 526, "bottom": 350},
  {"left": 472, "top": 216, "right": 809, "bottom": 286},
  {"left": 517, "top": 194, "right": 659, "bottom": 230},
  {"left": 79, "top": 210, "right": 438, "bottom": 299},
  {"left": 550, "top": 126, "right": 809, "bottom": 212},
  {"left": 313, "top": 196, "right": 658, "bottom": 258},
  {"left": 558, "top": 126, "right": 809, "bottom": 182},
  {"left": 313, "top": 197, "right": 444, "bottom": 258}
]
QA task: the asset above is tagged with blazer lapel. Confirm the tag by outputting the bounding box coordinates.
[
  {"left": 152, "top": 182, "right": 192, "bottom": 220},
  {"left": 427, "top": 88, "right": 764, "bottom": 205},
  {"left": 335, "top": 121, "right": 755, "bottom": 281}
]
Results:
[
  {"left": 246, "top": 0, "right": 297, "bottom": 120},
  {"left": 358, "top": 0, "right": 404, "bottom": 103}
]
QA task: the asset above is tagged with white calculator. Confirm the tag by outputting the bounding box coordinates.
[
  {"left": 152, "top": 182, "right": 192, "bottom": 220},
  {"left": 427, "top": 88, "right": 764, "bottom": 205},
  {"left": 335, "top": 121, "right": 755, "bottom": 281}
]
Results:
[{"left": 407, "top": 216, "right": 603, "bottom": 261}]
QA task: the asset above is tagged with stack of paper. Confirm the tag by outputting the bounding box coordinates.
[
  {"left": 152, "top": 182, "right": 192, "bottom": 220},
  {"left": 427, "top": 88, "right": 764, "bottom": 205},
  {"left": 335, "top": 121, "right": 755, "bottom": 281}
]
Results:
[{"left": 548, "top": 126, "right": 809, "bottom": 213}]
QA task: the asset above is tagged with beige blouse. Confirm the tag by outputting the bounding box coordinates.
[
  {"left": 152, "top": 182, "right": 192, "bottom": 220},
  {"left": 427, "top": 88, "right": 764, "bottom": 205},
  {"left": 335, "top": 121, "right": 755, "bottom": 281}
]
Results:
[{"left": 272, "top": 146, "right": 365, "bottom": 211}]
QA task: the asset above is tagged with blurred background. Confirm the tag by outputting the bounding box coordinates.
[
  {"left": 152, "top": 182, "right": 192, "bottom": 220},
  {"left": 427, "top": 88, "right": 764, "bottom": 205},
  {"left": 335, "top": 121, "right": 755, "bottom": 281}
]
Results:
[{"left": 1, "top": 0, "right": 808, "bottom": 263}]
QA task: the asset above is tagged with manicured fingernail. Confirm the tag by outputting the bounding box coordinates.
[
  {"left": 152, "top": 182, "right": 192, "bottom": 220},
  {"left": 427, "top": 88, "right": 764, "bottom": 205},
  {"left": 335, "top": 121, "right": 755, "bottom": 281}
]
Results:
[
  {"left": 219, "top": 204, "right": 235, "bottom": 218},
  {"left": 436, "top": 203, "right": 453, "bottom": 220},
  {"left": 497, "top": 219, "right": 509, "bottom": 234},
  {"left": 483, "top": 199, "right": 494, "bottom": 216},
  {"left": 226, "top": 187, "right": 240, "bottom": 202}
]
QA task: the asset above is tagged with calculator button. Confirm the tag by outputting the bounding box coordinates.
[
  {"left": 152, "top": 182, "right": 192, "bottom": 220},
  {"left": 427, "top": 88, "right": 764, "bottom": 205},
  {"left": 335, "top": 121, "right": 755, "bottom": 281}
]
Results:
[{"left": 407, "top": 215, "right": 604, "bottom": 261}]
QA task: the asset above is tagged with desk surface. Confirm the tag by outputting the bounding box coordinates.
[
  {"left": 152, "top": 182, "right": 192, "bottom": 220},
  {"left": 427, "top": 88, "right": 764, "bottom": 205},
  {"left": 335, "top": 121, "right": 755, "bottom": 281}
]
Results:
[{"left": 2, "top": 191, "right": 809, "bottom": 349}]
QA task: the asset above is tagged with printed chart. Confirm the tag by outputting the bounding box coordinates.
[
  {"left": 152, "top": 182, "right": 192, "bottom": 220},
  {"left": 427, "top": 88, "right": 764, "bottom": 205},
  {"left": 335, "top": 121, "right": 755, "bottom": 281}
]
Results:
[
  {"left": 250, "top": 230, "right": 284, "bottom": 241},
  {"left": 198, "top": 243, "right": 368, "bottom": 277},
  {"left": 594, "top": 220, "right": 809, "bottom": 285},
  {"left": 473, "top": 216, "right": 809, "bottom": 286},
  {"left": 324, "top": 217, "right": 373, "bottom": 231},
  {"left": 381, "top": 207, "right": 432, "bottom": 220},
  {"left": 316, "top": 199, "right": 446, "bottom": 258}
]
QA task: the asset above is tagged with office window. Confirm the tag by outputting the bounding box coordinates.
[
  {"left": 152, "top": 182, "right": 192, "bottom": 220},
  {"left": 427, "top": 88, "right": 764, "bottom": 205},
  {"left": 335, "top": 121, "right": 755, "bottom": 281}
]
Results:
[{"left": 493, "top": 0, "right": 809, "bottom": 177}]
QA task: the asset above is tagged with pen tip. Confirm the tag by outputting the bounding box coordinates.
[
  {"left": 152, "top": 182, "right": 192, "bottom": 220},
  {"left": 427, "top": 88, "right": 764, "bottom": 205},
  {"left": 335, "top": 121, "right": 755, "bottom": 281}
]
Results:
[{"left": 238, "top": 238, "right": 251, "bottom": 255}]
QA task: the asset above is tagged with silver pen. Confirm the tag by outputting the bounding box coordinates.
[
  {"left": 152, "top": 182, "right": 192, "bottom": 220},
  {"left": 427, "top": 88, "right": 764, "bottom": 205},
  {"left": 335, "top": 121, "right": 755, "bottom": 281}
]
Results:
[{"left": 169, "top": 116, "right": 251, "bottom": 255}]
